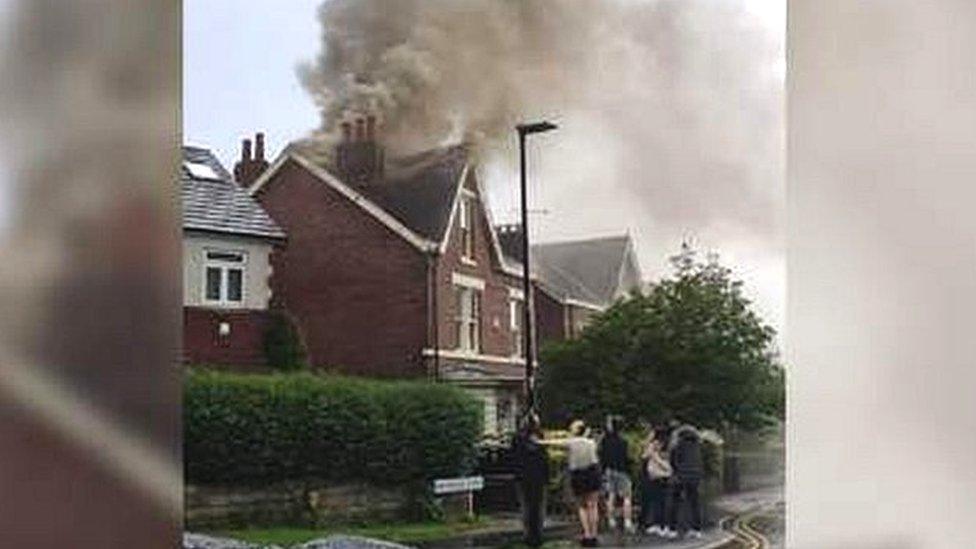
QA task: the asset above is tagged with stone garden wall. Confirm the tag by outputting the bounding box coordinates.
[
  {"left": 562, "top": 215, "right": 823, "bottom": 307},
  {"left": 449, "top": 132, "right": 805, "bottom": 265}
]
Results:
[{"left": 185, "top": 482, "right": 408, "bottom": 531}]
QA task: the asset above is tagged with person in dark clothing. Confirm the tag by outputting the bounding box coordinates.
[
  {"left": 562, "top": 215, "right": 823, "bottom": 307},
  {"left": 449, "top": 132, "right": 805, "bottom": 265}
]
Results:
[
  {"left": 514, "top": 413, "right": 550, "bottom": 547},
  {"left": 640, "top": 428, "right": 673, "bottom": 536},
  {"left": 598, "top": 418, "right": 634, "bottom": 532},
  {"left": 667, "top": 424, "right": 705, "bottom": 538}
]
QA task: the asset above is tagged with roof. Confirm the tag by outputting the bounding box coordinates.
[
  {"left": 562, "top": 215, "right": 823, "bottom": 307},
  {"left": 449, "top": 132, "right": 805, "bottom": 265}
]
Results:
[
  {"left": 526, "top": 234, "right": 641, "bottom": 307},
  {"left": 357, "top": 145, "right": 468, "bottom": 242},
  {"left": 439, "top": 361, "right": 526, "bottom": 383},
  {"left": 181, "top": 146, "right": 285, "bottom": 240}
]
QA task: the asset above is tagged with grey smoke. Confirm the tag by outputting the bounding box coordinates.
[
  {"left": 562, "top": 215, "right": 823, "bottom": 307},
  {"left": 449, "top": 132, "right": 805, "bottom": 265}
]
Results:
[{"left": 300, "top": 0, "right": 783, "bottom": 325}]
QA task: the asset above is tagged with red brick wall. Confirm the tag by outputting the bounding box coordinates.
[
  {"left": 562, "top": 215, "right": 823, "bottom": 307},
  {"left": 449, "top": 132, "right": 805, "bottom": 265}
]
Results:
[
  {"left": 435, "top": 171, "right": 522, "bottom": 358},
  {"left": 534, "top": 286, "right": 567, "bottom": 347},
  {"left": 183, "top": 307, "right": 271, "bottom": 368},
  {"left": 255, "top": 159, "right": 430, "bottom": 378}
]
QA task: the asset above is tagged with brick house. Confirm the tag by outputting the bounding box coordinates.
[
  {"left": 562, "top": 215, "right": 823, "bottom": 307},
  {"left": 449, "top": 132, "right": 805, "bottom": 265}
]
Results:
[
  {"left": 244, "top": 121, "right": 529, "bottom": 434},
  {"left": 181, "top": 142, "right": 286, "bottom": 367},
  {"left": 497, "top": 226, "right": 643, "bottom": 345}
]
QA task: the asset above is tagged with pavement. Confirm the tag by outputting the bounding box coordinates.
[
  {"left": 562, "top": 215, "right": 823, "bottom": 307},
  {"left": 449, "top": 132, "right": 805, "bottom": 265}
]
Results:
[{"left": 429, "top": 485, "right": 785, "bottom": 549}]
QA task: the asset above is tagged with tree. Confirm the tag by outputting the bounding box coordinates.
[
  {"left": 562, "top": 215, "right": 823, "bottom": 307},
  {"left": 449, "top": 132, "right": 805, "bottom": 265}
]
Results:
[
  {"left": 538, "top": 242, "right": 785, "bottom": 433},
  {"left": 263, "top": 311, "right": 308, "bottom": 371}
]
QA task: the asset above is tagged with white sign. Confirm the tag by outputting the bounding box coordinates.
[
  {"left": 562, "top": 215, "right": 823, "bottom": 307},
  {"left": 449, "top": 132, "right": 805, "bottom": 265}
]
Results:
[{"left": 432, "top": 475, "right": 484, "bottom": 495}]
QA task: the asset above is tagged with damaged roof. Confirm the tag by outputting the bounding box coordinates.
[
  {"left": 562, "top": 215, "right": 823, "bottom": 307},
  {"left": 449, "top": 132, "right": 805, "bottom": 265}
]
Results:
[
  {"left": 357, "top": 144, "right": 468, "bottom": 243},
  {"left": 181, "top": 146, "right": 285, "bottom": 240}
]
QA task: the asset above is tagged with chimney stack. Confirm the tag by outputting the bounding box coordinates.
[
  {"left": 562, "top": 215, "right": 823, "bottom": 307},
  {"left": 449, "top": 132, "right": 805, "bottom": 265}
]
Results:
[
  {"left": 336, "top": 114, "right": 384, "bottom": 186},
  {"left": 233, "top": 132, "right": 270, "bottom": 188}
]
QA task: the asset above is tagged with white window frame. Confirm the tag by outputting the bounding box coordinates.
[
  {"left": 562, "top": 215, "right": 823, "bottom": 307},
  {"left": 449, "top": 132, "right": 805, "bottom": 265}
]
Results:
[
  {"left": 202, "top": 248, "right": 248, "bottom": 307},
  {"left": 458, "top": 193, "right": 476, "bottom": 264},
  {"left": 455, "top": 285, "right": 482, "bottom": 354},
  {"left": 508, "top": 288, "right": 525, "bottom": 357}
]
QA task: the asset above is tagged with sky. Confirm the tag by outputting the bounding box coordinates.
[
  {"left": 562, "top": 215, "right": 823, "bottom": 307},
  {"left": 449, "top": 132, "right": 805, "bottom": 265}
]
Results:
[{"left": 184, "top": 0, "right": 785, "bottom": 336}]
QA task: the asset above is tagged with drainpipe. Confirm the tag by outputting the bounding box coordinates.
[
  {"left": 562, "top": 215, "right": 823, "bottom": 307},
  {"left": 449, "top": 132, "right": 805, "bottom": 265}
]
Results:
[{"left": 427, "top": 253, "right": 440, "bottom": 381}]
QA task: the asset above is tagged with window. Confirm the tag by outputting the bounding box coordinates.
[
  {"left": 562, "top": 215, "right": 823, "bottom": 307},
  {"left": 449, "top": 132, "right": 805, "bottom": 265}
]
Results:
[
  {"left": 455, "top": 286, "right": 481, "bottom": 353},
  {"left": 496, "top": 394, "right": 516, "bottom": 434},
  {"left": 459, "top": 195, "right": 475, "bottom": 262},
  {"left": 509, "top": 296, "right": 524, "bottom": 357},
  {"left": 184, "top": 161, "right": 220, "bottom": 180},
  {"left": 203, "top": 249, "right": 246, "bottom": 306}
]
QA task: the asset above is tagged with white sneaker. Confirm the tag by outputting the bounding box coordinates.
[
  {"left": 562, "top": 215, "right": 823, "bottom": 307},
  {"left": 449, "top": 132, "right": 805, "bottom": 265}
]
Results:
[
  {"left": 688, "top": 529, "right": 704, "bottom": 539},
  {"left": 608, "top": 518, "right": 617, "bottom": 530},
  {"left": 645, "top": 525, "right": 661, "bottom": 536},
  {"left": 663, "top": 528, "right": 678, "bottom": 539},
  {"left": 624, "top": 520, "right": 635, "bottom": 533}
]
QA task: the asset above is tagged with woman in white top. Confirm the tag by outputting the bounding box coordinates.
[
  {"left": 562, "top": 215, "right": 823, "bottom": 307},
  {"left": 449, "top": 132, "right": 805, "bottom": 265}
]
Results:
[
  {"left": 542, "top": 419, "right": 602, "bottom": 547},
  {"left": 641, "top": 429, "right": 675, "bottom": 537}
]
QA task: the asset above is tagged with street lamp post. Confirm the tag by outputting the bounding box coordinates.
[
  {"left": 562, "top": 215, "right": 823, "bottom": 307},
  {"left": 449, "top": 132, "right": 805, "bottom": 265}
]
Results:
[
  {"left": 516, "top": 121, "right": 557, "bottom": 418},
  {"left": 514, "top": 121, "right": 556, "bottom": 549}
]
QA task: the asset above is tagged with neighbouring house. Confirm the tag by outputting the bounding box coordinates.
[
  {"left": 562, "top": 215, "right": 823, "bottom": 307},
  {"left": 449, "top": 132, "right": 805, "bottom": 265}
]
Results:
[
  {"left": 497, "top": 225, "right": 643, "bottom": 345},
  {"left": 182, "top": 141, "right": 286, "bottom": 368},
  {"left": 244, "top": 118, "right": 527, "bottom": 435}
]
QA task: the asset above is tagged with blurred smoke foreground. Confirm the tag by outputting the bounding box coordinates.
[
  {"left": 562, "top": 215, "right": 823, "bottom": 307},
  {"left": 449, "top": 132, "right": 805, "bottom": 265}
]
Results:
[
  {"left": 298, "top": 0, "right": 783, "bottom": 240},
  {"left": 0, "top": 1, "right": 181, "bottom": 547}
]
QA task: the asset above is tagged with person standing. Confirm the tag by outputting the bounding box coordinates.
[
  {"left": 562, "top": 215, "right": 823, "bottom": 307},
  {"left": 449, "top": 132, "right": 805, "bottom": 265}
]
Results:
[
  {"left": 667, "top": 422, "right": 705, "bottom": 539},
  {"left": 641, "top": 429, "right": 674, "bottom": 537},
  {"left": 514, "top": 413, "right": 549, "bottom": 548},
  {"left": 543, "top": 419, "right": 602, "bottom": 547},
  {"left": 598, "top": 418, "right": 634, "bottom": 533}
]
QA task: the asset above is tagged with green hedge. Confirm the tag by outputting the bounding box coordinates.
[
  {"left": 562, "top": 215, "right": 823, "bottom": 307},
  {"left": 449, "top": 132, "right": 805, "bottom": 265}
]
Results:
[{"left": 184, "top": 371, "right": 483, "bottom": 487}]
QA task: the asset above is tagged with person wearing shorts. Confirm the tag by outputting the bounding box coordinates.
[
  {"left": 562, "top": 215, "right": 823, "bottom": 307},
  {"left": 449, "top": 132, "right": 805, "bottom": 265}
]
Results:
[
  {"left": 599, "top": 418, "right": 634, "bottom": 532},
  {"left": 545, "top": 419, "right": 602, "bottom": 547}
]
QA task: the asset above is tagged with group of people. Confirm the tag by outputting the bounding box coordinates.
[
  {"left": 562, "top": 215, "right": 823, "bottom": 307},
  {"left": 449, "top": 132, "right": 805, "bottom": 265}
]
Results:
[{"left": 514, "top": 414, "right": 705, "bottom": 547}]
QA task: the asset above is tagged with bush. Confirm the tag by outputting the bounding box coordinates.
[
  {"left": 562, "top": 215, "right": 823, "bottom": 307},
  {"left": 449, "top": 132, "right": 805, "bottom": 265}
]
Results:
[
  {"left": 263, "top": 312, "right": 307, "bottom": 371},
  {"left": 184, "top": 370, "right": 483, "bottom": 487}
]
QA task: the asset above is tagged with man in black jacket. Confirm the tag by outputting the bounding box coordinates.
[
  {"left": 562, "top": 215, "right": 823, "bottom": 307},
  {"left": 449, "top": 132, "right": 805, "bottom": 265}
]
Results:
[
  {"left": 667, "top": 423, "right": 705, "bottom": 538},
  {"left": 514, "top": 413, "right": 549, "bottom": 547}
]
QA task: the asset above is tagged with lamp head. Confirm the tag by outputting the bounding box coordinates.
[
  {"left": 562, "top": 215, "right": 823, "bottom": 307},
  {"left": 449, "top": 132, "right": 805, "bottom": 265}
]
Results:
[{"left": 517, "top": 121, "right": 558, "bottom": 135}]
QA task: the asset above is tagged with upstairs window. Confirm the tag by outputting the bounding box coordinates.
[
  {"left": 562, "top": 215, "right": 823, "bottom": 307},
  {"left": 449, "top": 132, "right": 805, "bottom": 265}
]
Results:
[
  {"left": 455, "top": 286, "right": 482, "bottom": 353},
  {"left": 509, "top": 293, "right": 525, "bottom": 357},
  {"left": 459, "top": 195, "right": 475, "bottom": 263},
  {"left": 204, "top": 249, "right": 246, "bottom": 306}
]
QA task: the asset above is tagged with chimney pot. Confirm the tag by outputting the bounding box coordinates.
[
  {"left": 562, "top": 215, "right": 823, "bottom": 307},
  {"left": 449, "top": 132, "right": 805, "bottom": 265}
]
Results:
[
  {"left": 241, "top": 138, "right": 252, "bottom": 161},
  {"left": 255, "top": 133, "right": 265, "bottom": 161},
  {"left": 354, "top": 118, "right": 366, "bottom": 141},
  {"left": 366, "top": 115, "right": 376, "bottom": 141}
]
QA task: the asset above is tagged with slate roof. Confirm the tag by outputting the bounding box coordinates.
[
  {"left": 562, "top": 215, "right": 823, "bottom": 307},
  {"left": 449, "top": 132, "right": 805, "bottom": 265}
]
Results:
[
  {"left": 531, "top": 235, "right": 637, "bottom": 306},
  {"left": 497, "top": 228, "right": 640, "bottom": 307},
  {"left": 439, "top": 361, "right": 525, "bottom": 382},
  {"left": 181, "top": 146, "right": 285, "bottom": 240},
  {"left": 357, "top": 144, "right": 468, "bottom": 242}
]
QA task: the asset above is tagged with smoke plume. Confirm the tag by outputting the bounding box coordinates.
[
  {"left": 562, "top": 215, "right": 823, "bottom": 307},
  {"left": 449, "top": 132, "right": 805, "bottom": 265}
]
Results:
[
  {"left": 301, "top": 0, "right": 781, "bottom": 228},
  {"left": 300, "top": 0, "right": 784, "bottom": 326}
]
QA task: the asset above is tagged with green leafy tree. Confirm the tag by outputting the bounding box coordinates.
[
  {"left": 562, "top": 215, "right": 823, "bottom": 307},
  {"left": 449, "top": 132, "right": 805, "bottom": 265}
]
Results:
[
  {"left": 263, "top": 311, "right": 308, "bottom": 371},
  {"left": 538, "top": 242, "right": 785, "bottom": 433}
]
